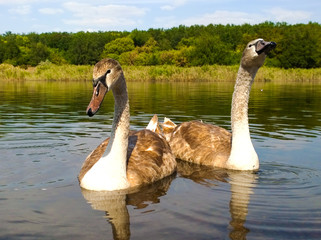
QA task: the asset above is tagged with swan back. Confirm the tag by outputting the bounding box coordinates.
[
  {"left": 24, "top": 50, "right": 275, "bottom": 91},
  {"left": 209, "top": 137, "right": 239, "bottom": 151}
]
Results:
[
  {"left": 146, "top": 114, "right": 162, "bottom": 135},
  {"left": 163, "top": 119, "right": 232, "bottom": 167},
  {"left": 162, "top": 117, "right": 177, "bottom": 142},
  {"left": 126, "top": 129, "right": 176, "bottom": 186}
]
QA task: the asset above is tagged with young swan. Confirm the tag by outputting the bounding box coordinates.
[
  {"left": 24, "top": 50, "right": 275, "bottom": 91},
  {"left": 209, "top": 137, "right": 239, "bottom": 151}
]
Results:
[
  {"left": 79, "top": 59, "right": 176, "bottom": 191},
  {"left": 162, "top": 39, "right": 276, "bottom": 171}
]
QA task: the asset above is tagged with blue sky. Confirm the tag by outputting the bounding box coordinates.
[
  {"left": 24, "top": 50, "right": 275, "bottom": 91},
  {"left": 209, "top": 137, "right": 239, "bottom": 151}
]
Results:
[{"left": 0, "top": 0, "right": 320, "bottom": 34}]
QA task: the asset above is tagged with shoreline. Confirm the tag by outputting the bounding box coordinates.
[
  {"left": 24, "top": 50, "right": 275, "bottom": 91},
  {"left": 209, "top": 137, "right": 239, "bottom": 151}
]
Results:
[{"left": 1, "top": 63, "right": 321, "bottom": 82}]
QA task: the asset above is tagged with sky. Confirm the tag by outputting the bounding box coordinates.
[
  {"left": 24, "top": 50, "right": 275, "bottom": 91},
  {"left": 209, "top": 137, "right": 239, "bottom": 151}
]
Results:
[{"left": 0, "top": 0, "right": 320, "bottom": 34}]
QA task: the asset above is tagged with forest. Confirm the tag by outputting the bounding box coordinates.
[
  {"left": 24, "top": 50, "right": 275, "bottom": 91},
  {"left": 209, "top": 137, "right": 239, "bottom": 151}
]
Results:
[{"left": 0, "top": 22, "right": 321, "bottom": 69}]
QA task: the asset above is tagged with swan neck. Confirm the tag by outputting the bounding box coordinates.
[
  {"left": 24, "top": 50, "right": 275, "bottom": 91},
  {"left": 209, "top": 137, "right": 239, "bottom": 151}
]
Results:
[
  {"left": 111, "top": 76, "right": 130, "bottom": 142},
  {"left": 230, "top": 66, "right": 254, "bottom": 135},
  {"left": 109, "top": 75, "right": 130, "bottom": 163},
  {"left": 227, "top": 65, "right": 259, "bottom": 170}
]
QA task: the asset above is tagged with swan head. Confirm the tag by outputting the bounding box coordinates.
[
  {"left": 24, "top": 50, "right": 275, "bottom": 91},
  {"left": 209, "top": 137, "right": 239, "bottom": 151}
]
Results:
[
  {"left": 86, "top": 59, "right": 123, "bottom": 117},
  {"left": 241, "top": 39, "right": 276, "bottom": 70}
]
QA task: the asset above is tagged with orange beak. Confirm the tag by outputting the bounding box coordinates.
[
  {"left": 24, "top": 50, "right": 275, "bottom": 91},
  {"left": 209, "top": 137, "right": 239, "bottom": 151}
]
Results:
[{"left": 86, "top": 82, "right": 108, "bottom": 117}]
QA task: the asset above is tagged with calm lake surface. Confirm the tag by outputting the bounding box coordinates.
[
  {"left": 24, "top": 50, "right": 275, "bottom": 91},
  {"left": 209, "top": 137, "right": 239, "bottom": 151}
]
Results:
[{"left": 1, "top": 80, "right": 321, "bottom": 240}]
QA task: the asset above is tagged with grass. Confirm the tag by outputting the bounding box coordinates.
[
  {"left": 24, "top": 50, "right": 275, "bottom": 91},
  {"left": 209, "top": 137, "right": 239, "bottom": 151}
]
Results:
[
  {"left": 1, "top": 61, "right": 321, "bottom": 82},
  {"left": 0, "top": 62, "right": 93, "bottom": 82}
]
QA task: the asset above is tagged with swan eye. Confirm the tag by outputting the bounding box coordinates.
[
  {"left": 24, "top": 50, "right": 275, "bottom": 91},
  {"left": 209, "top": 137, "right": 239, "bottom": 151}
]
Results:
[
  {"left": 100, "top": 70, "right": 110, "bottom": 86},
  {"left": 95, "top": 83, "right": 100, "bottom": 96},
  {"left": 92, "top": 69, "right": 111, "bottom": 88},
  {"left": 100, "top": 69, "right": 111, "bottom": 87}
]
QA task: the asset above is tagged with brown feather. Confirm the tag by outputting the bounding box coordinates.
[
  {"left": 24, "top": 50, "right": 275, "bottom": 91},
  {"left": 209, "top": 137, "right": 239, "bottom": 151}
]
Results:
[
  {"left": 165, "top": 120, "right": 232, "bottom": 168},
  {"left": 78, "top": 129, "right": 176, "bottom": 188},
  {"left": 126, "top": 129, "right": 176, "bottom": 187}
]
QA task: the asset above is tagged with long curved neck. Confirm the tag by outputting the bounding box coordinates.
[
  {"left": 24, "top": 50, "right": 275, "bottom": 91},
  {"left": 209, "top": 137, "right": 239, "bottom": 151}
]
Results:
[
  {"left": 106, "top": 74, "right": 130, "bottom": 178},
  {"left": 226, "top": 66, "right": 259, "bottom": 170},
  {"left": 231, "top": 66, "right": 255, "bottom": 138}
]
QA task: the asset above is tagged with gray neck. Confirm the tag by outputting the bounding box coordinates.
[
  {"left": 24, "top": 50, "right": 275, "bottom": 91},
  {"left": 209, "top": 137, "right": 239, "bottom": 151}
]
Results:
[
  {"left": 227, "top": 65, "right": 259, "bottom": 170},
  {"left": 110, "top": 76, "right": 130, "bottom": 146},
  {"left": 105, "top": 74, "right": 130, "bottom": 173},
  {"left": 230, "top": 66, "right": 257, "bottom": 136}
]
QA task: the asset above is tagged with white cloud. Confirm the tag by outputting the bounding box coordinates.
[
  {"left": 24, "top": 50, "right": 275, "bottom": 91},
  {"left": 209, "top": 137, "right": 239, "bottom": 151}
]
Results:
[
  {"left": 161, "top": 7, "right": 314, "bottom": 28},
  {"left": 182, "top": 10, "right": 264, "bottom": 26},
  {"left": 265, "top": 7, "right": 312, "bottom": 23},
  {"left": 8, "top": 5, "right": 31, "bottom": 15},
  {"left": 161, "top": 0, "right": 187, "bottom": 11},
  {"left": 39, "top": 8, "right": 64, "bottom": 15},
  {"left": 62, "top": 2, "right": 148, "bottom": 28},
  {"left": 0, "top": 0, "right": 39, "bottom": 4},
  {"left": 160, "top": 5, "right": 174, "bottom": 11},
  {"left": 154, "top": 16, "right": 178, "bottom": 28}
]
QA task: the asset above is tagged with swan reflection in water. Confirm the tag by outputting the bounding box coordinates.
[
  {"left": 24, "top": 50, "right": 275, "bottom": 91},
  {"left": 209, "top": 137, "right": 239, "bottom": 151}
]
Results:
[
  {"left": 81, "top": 173, "right": 176, "bottom": 240},
  {"left": 81, "top": 160, "right": 257, "bottom": 240},
  {"left": 177, "top": 159, "right": 257, "bottom": 240}
]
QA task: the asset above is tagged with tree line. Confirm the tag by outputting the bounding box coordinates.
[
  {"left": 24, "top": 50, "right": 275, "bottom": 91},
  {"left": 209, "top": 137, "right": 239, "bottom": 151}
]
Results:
[{"left": 0, "top": 22, "right": 320, "bottom": 69}]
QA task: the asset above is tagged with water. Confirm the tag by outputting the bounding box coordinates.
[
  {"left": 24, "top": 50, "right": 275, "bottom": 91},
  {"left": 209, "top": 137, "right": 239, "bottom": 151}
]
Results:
[{"left": 0, "top": 80, "right": 320, "bottom": 239}]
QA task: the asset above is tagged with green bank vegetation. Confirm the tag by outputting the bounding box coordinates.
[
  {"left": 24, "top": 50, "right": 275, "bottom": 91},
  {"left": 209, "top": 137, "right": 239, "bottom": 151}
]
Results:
[
  {"left": 1, "top": 61, "right": 320, "bottom": 82},
  {"left": 1, "top": 22, "right": 321, "bottom": 82}
]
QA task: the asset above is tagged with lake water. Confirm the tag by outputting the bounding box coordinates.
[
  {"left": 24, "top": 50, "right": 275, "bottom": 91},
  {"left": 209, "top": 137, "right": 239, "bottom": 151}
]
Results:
[{"left": 0, "top": 80, "right": 321, "bottom": 239}]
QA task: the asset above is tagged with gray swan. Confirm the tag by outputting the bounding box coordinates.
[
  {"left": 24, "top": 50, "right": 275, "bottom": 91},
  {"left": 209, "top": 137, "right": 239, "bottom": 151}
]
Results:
[
  {"left": 79, "top": 59, "right": 176, "bottom": 191},
  {"left": 162, "top": 39, "right": 276, "bottom": 171}
]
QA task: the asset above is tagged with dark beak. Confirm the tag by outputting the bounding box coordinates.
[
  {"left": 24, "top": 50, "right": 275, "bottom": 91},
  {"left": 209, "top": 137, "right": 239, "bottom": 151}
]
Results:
[
  {"left": 86, "top": 82, "right": 108, "bottom": 117},
  {"left": 256, "top": 40, "right": 277, "bottom": 55}
]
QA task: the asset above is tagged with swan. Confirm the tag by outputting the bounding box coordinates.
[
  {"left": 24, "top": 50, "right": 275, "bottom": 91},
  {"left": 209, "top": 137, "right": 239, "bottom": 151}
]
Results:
[
  {"left": 78, "top": 59, "right": 176, "bottom": 191},
  {"left": 162, "top": 39, "right": 276, "bottom": 171}
]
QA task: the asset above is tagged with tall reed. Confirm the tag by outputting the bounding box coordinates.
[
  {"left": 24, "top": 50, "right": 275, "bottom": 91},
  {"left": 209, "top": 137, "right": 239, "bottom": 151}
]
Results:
[{"left": 1, "top": 62, "right": 321, "bottom": 82}]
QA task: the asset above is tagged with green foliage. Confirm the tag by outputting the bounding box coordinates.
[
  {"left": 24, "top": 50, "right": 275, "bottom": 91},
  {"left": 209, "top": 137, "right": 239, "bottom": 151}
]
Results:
[
  {"left": 2, "top": 33, "right": 21, "bottom": 65},
  {"left": 101, "top": 37, "right": 135, "bottom": 59},
  {"left": 1, "top": 22, "right": 321, "bottom": 68},
  {"left": 189, "top": 34, "right": 235, "bottom": 65},
  {"left": 130, "top": 29, "right": 150, "bottom": 46},
  {"left": 28, "top": 42, "right": 50, "bottom": 66},
  {"left": 276, "top": 23, "right": 321, "bottom": 68},
  {"left": 66, "top": 32, "right": 97, "bottom": 65}
]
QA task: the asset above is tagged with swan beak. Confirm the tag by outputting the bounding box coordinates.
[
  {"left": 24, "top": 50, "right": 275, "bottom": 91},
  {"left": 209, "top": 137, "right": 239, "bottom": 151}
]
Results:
[
  {"left": 86, "top": 82, "right": 108, "bottom": 117},
  {"left": 256, "top": 40, "right": 277, "bottom": 55}
]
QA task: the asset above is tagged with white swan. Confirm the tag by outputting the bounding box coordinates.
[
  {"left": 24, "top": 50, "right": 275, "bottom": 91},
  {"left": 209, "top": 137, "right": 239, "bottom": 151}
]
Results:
[
  {"left": 79, "top": 59, "right": 176, "bottom": 191},
  {"left": 162, "top": 39, "right": 276, "bottom": 171}
]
